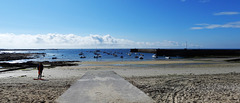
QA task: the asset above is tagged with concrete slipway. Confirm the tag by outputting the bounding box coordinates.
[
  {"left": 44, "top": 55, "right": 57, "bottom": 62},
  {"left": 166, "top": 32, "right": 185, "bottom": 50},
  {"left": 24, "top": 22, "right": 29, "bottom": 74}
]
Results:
[{"left": 56, "top": 71, "right": 155, "bottom": 103}]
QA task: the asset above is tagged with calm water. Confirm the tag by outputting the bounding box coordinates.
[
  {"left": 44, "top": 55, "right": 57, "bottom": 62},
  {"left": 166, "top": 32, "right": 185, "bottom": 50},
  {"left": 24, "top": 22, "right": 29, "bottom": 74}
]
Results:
[{"left": 0, "top": 49, "right": 177, "bottom": 63}]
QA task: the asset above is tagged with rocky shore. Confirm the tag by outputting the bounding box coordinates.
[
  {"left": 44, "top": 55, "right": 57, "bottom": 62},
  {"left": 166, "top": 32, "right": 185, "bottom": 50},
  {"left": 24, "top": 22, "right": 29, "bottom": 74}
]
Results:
[
  {"left": 0, "top": 61, "right": 79, "bottom": 73},
  {"left": 0, "top": 52, "right": 80, "bottom": 72},
  {"left": 0, "top": 53, "right": 45, "bottom": 61}
]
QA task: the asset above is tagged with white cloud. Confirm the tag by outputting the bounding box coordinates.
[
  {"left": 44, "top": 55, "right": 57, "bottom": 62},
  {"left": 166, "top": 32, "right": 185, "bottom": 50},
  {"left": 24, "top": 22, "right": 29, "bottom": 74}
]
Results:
[
  {"left": 0, "top": 33, "right": 191, "bottom": 49},
  {"left": 214, "top": 12, "right": 240, "bottom": 15},
  {"left": 191, "top": 27, "right": 204, "bottom": 30},
  {"left": 191, "top": 21, "right": 240, "bottom": 30}
]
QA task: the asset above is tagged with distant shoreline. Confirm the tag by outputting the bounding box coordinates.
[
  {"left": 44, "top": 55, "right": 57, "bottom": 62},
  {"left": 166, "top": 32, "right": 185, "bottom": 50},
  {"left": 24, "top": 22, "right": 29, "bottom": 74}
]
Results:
[{"left": 0, "top": 49, "right": 50, "bottom": 51}]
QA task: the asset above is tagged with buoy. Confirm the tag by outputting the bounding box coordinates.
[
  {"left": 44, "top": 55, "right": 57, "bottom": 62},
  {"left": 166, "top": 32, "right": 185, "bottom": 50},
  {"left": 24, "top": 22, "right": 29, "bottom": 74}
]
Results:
[{"left": 52, "top": 57, "right": 57, "bottom": 59}]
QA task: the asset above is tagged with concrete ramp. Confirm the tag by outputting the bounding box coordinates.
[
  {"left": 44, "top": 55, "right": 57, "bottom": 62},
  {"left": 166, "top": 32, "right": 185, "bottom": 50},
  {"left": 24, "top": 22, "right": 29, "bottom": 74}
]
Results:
[{"left": 56, "top": 71, "right": 154, "bottom": 103}]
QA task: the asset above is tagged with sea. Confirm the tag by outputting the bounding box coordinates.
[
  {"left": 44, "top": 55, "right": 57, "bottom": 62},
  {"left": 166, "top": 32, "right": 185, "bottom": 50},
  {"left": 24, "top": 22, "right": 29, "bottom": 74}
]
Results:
[{"left": 0, "top": 49, "right": 177, "bottom": 63}]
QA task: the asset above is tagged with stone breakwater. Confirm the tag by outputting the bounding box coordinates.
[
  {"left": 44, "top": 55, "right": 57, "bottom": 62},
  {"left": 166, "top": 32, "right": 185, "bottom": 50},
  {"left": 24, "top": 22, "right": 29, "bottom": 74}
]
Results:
[{"left": 131, "top": 49, "right": 240, "bottom": 57}]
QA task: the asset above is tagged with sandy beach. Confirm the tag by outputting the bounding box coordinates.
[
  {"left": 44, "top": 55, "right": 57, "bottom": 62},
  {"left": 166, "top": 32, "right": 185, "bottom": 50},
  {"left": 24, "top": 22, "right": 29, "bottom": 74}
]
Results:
[{"left": 1, "top": 58, "right": 240, "bottom": 102}]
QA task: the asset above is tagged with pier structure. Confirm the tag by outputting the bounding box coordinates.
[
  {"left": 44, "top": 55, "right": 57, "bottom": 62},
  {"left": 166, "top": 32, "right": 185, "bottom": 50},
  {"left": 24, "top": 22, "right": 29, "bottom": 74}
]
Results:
[{"left": 130, "top": 49, "right": 240, "bottom": 57}]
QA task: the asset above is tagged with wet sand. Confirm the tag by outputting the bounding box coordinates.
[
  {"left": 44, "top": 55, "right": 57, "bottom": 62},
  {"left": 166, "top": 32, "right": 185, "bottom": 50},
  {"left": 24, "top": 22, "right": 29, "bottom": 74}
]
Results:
[{"left": 1, "top": 58, "right": 240, "bottom": 102}]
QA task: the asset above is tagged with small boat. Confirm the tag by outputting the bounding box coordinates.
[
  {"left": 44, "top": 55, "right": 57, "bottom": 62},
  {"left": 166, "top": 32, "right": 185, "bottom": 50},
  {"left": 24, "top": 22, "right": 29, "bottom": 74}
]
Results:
[
  {"left": 52, "top": 57, "right": 57, "bottom": 59},
  {"left": 113, "top": 54, "right": 118, "bottom": 57},
  {"left": 139, "top": 56, "right": 144, "bottom": 59},
  {"left": 94, "top": 55, "right": 98, "bottom": 58},
  {"left": 94, "top": 52, "right": 99, "bottom": 55},
  {"left": 95, "top": 50, "right": 100, "bottom": 52},
  {"left": 165, "top": 56, "right": 171, "bottom": 59},
  {"left": 80, "top": 55, "right": 86, "bottom": 58},
  {"left": 135, "top": 56, "right": 139, "bottom": 58},
  {"left": 120, "top": 56, "right": 123, "bottom": 58},
  {"left": 152, "top": 54, "right": 158, "bottom": 58},
  {"left": 79, "top": 52, "right": 83, "bottom": 55}
]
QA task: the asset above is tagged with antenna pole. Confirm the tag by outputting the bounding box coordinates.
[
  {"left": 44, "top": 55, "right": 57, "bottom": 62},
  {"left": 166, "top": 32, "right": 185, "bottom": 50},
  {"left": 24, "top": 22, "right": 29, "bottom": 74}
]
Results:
[{"left": 186, "top": 41, "right": 188, "bottom": 49}]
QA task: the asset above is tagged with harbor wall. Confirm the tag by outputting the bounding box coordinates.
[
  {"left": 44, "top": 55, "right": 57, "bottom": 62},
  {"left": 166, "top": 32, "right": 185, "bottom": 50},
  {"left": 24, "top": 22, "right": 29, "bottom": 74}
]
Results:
[{"left": 130, "top": 49, "right": 240, "bottom": 57}]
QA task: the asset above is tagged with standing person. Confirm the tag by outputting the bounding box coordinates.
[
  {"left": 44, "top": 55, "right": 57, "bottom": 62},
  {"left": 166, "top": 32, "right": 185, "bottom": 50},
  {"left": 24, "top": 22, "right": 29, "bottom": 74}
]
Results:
[{"left": 37, "top": 62, "right": 44, "bottom": 79}]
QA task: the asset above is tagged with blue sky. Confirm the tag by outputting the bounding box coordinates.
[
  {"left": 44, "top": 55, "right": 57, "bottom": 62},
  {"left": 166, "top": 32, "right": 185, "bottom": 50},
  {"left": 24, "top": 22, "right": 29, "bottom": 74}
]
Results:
[{"left": 0, "top": 0, "right": 240, "bottom": 49}]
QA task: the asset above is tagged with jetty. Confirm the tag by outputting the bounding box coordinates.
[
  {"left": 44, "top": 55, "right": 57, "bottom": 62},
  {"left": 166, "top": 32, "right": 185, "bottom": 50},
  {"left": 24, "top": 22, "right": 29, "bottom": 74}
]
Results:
[{"left": 131, "top": 49, "right": 240, "bottom": 57}]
